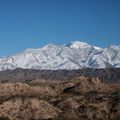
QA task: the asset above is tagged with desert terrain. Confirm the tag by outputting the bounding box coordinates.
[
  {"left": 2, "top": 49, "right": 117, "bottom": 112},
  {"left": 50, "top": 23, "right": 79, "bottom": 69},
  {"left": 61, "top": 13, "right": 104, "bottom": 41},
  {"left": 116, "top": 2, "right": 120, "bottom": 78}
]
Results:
[{"left": 0, "top": 73, "right": 119, "bottom": 120}]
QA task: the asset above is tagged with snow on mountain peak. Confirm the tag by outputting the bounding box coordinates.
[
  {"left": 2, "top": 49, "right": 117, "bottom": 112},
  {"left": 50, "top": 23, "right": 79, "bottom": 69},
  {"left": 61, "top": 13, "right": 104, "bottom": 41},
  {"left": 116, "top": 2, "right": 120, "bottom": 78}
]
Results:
[
  {"left": 0, "top": 41, "right": 119, "bottom": 71},
  {"left": 65, "top": 41, "right": 90, "bottom": 49},
  {"left": 42, "top": 43, "right": 60, "bottom": 50}
]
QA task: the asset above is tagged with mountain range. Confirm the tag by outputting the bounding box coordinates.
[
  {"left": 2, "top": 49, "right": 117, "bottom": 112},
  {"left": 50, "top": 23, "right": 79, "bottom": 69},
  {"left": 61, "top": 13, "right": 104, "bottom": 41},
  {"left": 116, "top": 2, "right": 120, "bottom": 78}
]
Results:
[{"left": 0, "top": 41, "right": 120, "bottom": 71}]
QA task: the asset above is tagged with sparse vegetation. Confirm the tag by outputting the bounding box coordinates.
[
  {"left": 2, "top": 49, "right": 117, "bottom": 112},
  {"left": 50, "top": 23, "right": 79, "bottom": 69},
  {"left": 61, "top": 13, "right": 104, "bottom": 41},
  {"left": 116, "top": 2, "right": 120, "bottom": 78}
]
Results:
[{"left": 0, "top": 76, "right": 119, "bottom": 120}]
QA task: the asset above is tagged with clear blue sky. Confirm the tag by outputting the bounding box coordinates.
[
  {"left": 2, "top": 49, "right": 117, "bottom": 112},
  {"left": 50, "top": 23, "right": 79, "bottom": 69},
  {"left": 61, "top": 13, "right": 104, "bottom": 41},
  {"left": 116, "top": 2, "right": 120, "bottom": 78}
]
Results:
[{"left": 0, "top": 0, "right": 120, "bottom": 56}]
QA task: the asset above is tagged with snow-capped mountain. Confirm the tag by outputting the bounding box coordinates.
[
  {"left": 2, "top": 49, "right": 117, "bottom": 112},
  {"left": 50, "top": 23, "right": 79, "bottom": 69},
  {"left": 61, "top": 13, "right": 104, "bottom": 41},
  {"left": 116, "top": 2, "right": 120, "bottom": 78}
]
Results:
[{"left": 0, "top": 41, "right": 120, "bottom": 71}]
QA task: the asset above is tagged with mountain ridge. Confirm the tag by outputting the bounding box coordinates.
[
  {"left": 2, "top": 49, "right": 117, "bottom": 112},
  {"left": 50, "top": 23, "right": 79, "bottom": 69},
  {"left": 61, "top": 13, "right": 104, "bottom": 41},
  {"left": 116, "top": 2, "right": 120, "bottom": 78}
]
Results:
[
  {"left": 0, "top": 41, "right": 120, "bottom": 71},
  {"left": 0, "top": 68, "right": 120, "bottom": 83}
]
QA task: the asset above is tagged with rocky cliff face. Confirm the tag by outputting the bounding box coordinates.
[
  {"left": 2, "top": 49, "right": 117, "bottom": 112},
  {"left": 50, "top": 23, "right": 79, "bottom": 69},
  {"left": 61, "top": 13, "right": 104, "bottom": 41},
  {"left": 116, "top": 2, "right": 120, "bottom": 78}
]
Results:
[{"left": 0, "top": 76, "right": 119, "bottom": 120}]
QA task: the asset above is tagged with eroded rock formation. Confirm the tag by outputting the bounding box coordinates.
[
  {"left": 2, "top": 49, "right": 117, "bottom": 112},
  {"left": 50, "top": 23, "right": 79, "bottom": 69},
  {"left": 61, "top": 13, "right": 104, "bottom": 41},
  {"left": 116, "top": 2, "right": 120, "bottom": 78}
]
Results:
[{"left": 0, "top": 76, "right": 119, "bottom": 120}]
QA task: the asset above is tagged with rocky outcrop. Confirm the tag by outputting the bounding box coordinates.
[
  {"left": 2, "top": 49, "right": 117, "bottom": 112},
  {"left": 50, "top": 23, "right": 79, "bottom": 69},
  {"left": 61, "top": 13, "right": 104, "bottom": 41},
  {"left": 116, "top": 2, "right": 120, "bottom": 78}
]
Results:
[
  {"left": 61, "top": 76, "right": 111, "bottom": 94},
  {"left": 0, "top": 82, "right": 56, "bottom": 99},
  {"left": 0, "top": 98, "right": 61, "bottom": 120},
  {"left": 0, "top": 76, "right": 119, "bottom": 120}
]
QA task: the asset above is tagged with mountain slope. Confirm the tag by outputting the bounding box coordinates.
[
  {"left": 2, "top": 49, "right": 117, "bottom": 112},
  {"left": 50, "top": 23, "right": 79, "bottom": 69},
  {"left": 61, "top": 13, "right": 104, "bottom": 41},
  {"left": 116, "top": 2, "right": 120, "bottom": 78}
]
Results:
[
  {"left": 0, "top": 68, "right": 120, "bottom": 83},
  {"left": 0, "top": 41, "right": 120, "bottom": 71}
]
